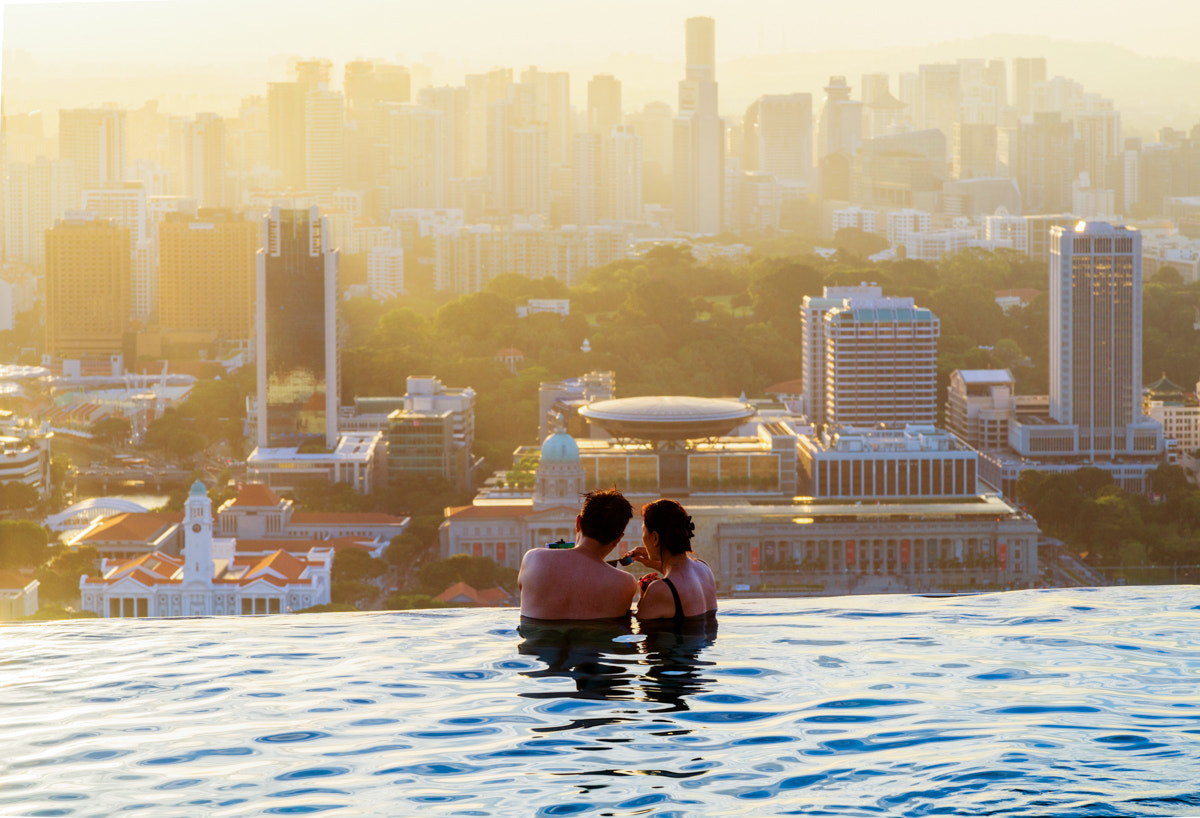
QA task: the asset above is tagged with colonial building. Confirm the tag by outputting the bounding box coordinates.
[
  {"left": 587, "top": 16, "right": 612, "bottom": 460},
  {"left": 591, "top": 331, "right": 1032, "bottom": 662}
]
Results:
[{"left": 80, "top": 482, "right": 333, "bottom": 618}]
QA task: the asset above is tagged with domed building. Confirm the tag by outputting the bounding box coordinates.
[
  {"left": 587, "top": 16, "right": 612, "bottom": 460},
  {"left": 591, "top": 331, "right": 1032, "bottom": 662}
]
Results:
[{"left": 533, "top": 418, "right": 586, "bottom": 511}]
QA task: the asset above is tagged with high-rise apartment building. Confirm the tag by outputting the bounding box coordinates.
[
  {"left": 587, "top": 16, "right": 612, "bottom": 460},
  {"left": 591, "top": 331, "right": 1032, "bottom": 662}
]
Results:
[
  {"left": 519, "top": 68, "right": 571, "bottom": 168},
  {"left": 45, "top": 215, "right": 130, "bottom": 360},
  {"left": 267, "top": 82, "right": 308, "bottom": 189},
  {"left": 377, "top": 103, "right": 445, "bottom": 209},
  {"left": 304, "top": 89, "right": 345, "bottom": 204},
  {"left": 752, "top": 93, "right": 813, "bottom": 186},
  {"left": 344, "top": 59, "right": 411, "bottom": 133},
  {"left": 58, "top": 108, "right": 125, "bottom": 190},
  {"left": 158, "top": 209, "right": 257, "bottom": 341},
  {"left": 3, "top": 157, "right": 77, "bottom": 267},
  {"left": 466, "top": 67, "right": 512, "bottom": 176},
  {"left": 605, "top": 125, "right": 643, "bottom": 221},
  {"left": 256, "top": 207, "right": 340, "bottom": 449},
  {"left": 953, "top": 123, "right": 998, "bottom": 179},
  {"left": 587, "top": 74, "right": 622, "bottom": 136},
  {"left": 1016, "top": 112, "right": 1075, "bottom": 213},
  {"left": 186, "top": 113, "right": 227, "bottom": 208},
  {"left": 916, "top": 63, "right": 961, "bottom": 140},
  {"left": 418, "top": 86, "right": 471, "bottom": 180},
  {"left": 801, "top": 286, "right": 939, "bottom": 430},
  {"left": 1012, "top": 58, "right": 1047, "bottom": 116},
  {"left": 81, "top": 182, "right": 152, "bottom": 322},
  {"left": 674, "top": 17, "right": 724, "bottom": 233},
  {"left": 573, "top": 133, "right": 602, "bottom": 225}
]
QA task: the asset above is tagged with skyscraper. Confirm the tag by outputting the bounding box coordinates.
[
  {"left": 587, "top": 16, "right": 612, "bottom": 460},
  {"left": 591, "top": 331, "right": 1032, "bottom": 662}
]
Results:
[
  {"left": 159, "top": 208, "right": 257, "bottom": 342},
  {"left": 187, "top": 113, "right": 227, "bottom": 208},
  {"left": 801, "top": 287, "right": 940, "bottom": 430},
  {"left": 1016, "top": 112, "right": 1075, "bottom": 213},
  {"left": 1049, "top": 222, "right": 1143, "bottom": 457},
  {"left": 1012, "top": 57, "right": 1047, "bottom": 117},
  {"left": 256, "top": 207, "right": 339, "bottom": 449},
  {"left": 673, "top": 16, "right": 723, "bottom": 233},
  {"left": 45, "top": 215, "right": 130, "bottom": 360},
  {"left": 267, "top": 82, "right": 308, "bottom": 189},
  {"left": 754, "top": 93, "right": 813, "bottom": 186},
  {"left": 304, "top": 88, "right": 345, "bottom": 204},
  {"left": 587, "top": 74, "right": 622, "bottom": 136},
  {"left": 605, "top": 125, "right": 643, "bottom": 221},
  {"left": 80, "top": 182, "right": 152, "bottom": 322},
  {"left": 58, "top": 108, "right": 125, "bottom": 190}
]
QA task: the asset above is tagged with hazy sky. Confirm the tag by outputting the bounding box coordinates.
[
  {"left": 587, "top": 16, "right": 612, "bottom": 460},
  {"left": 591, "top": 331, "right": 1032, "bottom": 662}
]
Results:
[{"left": 3, "top": 0, "right": 1199, "bottom": 72}]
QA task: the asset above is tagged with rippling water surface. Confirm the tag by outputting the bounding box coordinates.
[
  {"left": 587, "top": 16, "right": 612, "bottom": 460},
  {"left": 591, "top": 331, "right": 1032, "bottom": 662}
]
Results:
[{"left": 3, "top": 587, "right": 1200, "bottom": 817}]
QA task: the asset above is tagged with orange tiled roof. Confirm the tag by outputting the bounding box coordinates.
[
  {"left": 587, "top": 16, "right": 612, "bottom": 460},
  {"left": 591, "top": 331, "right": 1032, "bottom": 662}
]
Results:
[
  {"left": 0, "top": 571, "right": 34, "bottom": 590},
  {"left": 476, "top": 587, "right": 511, "bottom": 605},
  {"left": 234, "top": 537, "right": 372, "bottom": 554},
  {"left": 228, "top": 483, "right": 283, "bottom": 508},
  {"left": 76, "top": 512, "right": 183, "bottom": 544},
  {"left": 436, "top": 581, "right": 480, "bottom": 603},
  {"left": 289, "top": 512, "right": 406, "bottom": 525}
]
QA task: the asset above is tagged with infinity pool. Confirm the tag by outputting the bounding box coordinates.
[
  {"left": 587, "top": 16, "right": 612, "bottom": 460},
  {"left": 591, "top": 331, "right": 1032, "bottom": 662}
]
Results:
[{"left": 3, "top": 587, "right": 1199, "bottom": 817}]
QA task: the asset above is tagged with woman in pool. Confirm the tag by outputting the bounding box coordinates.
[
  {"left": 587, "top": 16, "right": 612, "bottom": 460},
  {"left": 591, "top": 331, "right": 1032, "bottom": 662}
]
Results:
[{"left": 625, "top": 499, "right": 717, "bottom": 622}]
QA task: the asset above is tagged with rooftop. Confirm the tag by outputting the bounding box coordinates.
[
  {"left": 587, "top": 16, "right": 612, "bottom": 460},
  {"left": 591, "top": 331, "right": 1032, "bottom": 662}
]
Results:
[{"left": 578, "top": 396, "right": 756, "bottom": 441}]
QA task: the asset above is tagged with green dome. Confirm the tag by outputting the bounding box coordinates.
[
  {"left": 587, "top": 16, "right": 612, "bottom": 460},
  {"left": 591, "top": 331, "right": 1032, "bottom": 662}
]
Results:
[
  {"left": 540, "top": 431, "right": 581, "bottom": 465},
  {"left": 189, "top": 480, "right": 207, "bottom": 496}
]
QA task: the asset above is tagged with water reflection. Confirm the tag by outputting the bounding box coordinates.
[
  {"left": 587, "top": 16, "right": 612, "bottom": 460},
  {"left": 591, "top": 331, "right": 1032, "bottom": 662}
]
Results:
[{"left": 517, "top": 615, "right": 718, "bottom": 712}]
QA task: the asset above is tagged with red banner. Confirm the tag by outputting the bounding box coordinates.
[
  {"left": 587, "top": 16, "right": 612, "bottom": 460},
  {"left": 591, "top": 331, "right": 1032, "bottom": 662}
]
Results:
[
  {"left": 496, "top": 543, "right": 506, "bottom": 563},
  {"left": 846, "top": 540, "right": 856, "bottom": 567},
  {"left": 750, "top": 546, "right": 760, "bottom": 573},
  {"left": 900, "top": 540, "right": 910, "bottom": 566},
  {"left": 998, "top": 543, "right": 1007, "bottom": 570},
  {"left": 473, "top": 542, "right": 482, "bottom": 558}
]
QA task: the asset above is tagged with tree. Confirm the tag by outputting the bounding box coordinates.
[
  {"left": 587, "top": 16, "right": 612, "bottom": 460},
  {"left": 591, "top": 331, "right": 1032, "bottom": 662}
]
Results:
[
  {"left": 332, "top": 548, "right": 388, "bottom": 584},
  {"left": 416, "top": 554, "right": 518, "bottom": 596},
  {"left": 1149, "top": 464, "right": 1190, "bottom": 496},
  {"left": 90, "top": 416, "right": 131, "bottom": 446},
  {"left": 0, "top": 520, "right": 49, "bottom": 568},
  {"left": 33, "top": 545, "right": 100, "bottom": 605},
  {"left": 383, "top": 593, "right": 451, "bottom": 610},
  {"left": 385, "top": 533, "right": 435, "bottom": 569},
  {"left": 330, "top": 580, "right": 379, "bottom": 608},
  {"left": 0, "top": 481, "right": 40, "bottom": 511},
  {"left": 144, "top": 409, "right": 207, "bottom": 460},
  {"left": 834, "top": 227, "right": 889, "bottom": 258}
]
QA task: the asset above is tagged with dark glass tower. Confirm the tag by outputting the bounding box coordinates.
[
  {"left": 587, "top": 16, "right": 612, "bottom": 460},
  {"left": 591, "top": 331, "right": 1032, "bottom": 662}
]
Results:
[{"left": 255, "top": 206, "right": 339, "bottom": 449}]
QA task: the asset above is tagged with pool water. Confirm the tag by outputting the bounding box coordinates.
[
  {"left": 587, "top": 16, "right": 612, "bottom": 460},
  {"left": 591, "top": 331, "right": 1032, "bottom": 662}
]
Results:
[{"left": 2, "top": 587, "right": 1199, "bottom": 817}]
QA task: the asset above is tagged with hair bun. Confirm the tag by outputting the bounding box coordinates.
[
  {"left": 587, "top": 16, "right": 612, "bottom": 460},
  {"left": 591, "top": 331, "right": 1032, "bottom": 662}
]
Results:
[{"left": 685, "top": 516, "right": 695, "bottom": 537}]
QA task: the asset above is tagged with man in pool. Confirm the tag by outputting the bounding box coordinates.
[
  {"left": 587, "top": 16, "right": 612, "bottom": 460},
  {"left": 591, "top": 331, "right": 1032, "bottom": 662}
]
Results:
[{"left": 518, "top": 488, "right": 637, "bottom": 620}]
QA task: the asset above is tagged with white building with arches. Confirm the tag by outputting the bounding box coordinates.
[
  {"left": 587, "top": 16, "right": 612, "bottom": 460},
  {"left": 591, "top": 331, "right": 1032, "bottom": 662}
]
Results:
[{"left": 80, "top": 482, "right": 332, "bottom": 617}]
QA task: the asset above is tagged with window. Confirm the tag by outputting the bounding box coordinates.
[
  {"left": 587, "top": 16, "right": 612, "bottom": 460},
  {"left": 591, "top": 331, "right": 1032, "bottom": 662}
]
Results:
[
  {"left": 109, "top": 597, "right": 148, "bottom": 617},
  {"left": 240, "top": 598, "right": 282, "bottom": 615}
]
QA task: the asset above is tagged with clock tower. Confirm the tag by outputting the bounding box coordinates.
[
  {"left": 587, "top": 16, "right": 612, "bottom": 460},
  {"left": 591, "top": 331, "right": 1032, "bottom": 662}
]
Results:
[{"left": 182, "top": 480, "right": 214, "bottom": 586}]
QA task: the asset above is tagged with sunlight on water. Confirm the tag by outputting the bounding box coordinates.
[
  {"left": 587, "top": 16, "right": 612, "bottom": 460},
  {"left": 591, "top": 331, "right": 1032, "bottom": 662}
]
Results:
[{"left": 3, "top": 587, "right": 1200, "bottom": 816}]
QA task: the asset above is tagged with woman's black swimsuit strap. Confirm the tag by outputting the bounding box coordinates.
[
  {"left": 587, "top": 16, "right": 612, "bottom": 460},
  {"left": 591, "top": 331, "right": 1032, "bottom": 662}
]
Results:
[{"left": 661, "top": 577, "right": 687, "bottom": 623}]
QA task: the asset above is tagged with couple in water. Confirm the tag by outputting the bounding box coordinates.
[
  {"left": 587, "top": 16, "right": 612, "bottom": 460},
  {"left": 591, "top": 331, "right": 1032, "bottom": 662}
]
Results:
[{"left": 518, "top": 488, "right": 718, "bottom": 623}]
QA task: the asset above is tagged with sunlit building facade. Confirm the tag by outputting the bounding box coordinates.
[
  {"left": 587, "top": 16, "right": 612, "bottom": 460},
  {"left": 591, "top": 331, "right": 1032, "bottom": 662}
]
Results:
[{"left": 45, "top": 215, "right": 130, "bottom": 361}]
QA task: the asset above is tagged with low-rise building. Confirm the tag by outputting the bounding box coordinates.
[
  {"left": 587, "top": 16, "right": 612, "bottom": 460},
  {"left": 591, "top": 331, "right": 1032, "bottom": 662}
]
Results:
[
  {"left": 0, "top": 412, "right": 52, "bottom": 497},
  {"left": 0, "top": 572, "right": 38, "bottom": 620},
  {"left": 246, "top": 432, "right": 384, "bottom": 494},
  {"left": 80, "top": 482, "right": 333, "bottom": 618}
]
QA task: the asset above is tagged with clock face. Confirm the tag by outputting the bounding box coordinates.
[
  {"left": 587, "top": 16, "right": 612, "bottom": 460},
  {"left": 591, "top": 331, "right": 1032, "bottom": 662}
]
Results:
[{"left": 192, "top": 523, "right": 202, "bottom": 533}]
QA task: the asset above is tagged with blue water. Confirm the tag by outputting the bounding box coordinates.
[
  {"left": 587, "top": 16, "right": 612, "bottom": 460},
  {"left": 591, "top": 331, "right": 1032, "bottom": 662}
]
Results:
[{"left": 3, "top": 588, "right": 1200, "bottom": 817}]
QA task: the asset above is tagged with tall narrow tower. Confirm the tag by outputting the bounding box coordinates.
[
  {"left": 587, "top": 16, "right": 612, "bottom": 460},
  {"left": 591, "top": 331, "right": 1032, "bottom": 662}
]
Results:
[
  {"left": 256, "top": 207, "right": 340, "bottom": 449},
  {"left": 673, "top": 16, "right": 724, "bottom": 233},
  {"left": 182, "top": 480, "right": 214, "bottom": 587},
  {"left": 1049, "top": 222, "right": 1143, "bottom": 458}
]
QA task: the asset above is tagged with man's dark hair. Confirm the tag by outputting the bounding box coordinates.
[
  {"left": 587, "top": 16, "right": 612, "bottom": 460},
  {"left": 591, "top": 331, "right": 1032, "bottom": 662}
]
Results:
[{"left": 578, "top": 488, "right": 633, "bottom": 545}]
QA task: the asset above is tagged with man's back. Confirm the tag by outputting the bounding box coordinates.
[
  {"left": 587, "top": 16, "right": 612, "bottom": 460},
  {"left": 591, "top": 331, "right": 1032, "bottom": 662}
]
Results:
[{"left": 519, "top": 547, "right": 636, "bottom": 620}]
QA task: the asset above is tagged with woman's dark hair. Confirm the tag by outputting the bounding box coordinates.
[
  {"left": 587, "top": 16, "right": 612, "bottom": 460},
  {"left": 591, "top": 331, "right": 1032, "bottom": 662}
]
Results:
[{"left": 642, "top": 499, "right": 695, "bottom": 556}]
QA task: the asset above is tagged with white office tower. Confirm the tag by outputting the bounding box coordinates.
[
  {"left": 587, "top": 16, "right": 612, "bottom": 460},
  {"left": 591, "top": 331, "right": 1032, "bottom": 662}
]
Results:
[
  {"left": 605, "top": 125, "right": 643, "bottom": 221},
  {"left": 377, "top": 104, "right": 445, "bottom": 209},
  {"left": 754, "top": 93, "right": 813, "bottom": 186},
  {"left": 1049, "top": 223, "right": 1157, "bottom": 458},
  {"left": 510, "top": 124, "right": 551, "bottom": 220},
  {"left": 801, "top": 286, "right": 940, "bottom": 430},
  {"left": 916, "top": 63, "right": 962, "bottom": 139},
  {"left": 673, "top": 17, "right": 724, "bottom": 233},
  {"left": 304, "top": 88, "right": 345, "bottom": 204}
]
